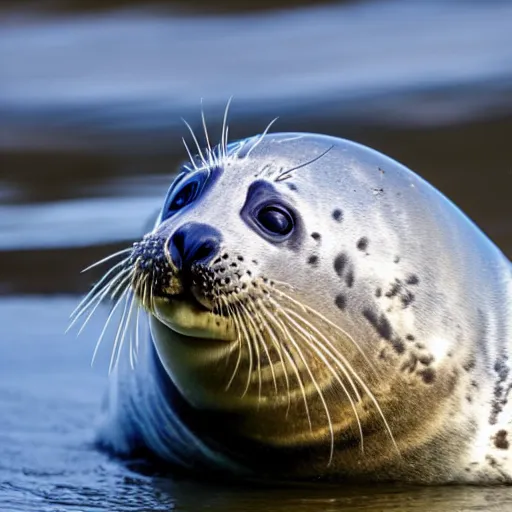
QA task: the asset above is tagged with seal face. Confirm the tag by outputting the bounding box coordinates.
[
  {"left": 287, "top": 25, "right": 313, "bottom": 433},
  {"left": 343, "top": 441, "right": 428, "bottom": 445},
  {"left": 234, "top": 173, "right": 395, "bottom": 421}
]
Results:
[{"left": 75, "top": 129, "right": 512, "bottom": 484}]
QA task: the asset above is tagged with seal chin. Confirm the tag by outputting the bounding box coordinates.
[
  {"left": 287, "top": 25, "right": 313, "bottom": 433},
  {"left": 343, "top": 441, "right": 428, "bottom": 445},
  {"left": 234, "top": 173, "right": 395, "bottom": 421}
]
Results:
[{"left": 152, "top": 296, "right": 237, "bottom": 341}]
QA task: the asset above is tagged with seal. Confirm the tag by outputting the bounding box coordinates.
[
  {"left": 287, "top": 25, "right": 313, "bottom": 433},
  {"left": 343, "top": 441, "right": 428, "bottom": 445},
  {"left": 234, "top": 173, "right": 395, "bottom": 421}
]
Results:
[{"left": 73, "top": 127, "right": 512, "bottom": 484}]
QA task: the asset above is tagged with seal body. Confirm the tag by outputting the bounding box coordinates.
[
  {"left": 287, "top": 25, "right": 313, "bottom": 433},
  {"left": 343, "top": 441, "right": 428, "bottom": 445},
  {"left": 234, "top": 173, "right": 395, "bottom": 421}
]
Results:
[{"left": 93, "top": 132, "right": 512, "bottom": 484}]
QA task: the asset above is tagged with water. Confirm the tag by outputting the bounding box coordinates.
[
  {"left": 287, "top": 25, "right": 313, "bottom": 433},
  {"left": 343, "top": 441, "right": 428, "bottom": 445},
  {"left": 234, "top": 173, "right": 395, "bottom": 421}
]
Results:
[{"left": 1, "top": 0, "right": 512, "bottom": 510}]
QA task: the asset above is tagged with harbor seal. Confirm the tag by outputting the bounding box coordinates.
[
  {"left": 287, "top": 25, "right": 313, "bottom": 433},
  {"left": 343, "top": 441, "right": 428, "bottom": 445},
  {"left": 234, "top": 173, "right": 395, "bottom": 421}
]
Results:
[{"left": 73, "top": 127, "right": 512, "bottom": 484}]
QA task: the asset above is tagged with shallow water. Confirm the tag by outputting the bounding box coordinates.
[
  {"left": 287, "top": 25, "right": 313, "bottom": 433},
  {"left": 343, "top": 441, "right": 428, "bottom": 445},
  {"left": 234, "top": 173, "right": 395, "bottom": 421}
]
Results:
[{"left": 1, "top": 0, "right": 512, "bottom": 510}]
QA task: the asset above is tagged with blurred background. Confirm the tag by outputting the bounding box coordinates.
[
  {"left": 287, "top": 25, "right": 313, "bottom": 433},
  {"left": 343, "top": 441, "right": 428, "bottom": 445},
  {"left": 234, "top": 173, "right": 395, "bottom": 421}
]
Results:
[{"left": 0, "top": 1, "right": 511, "bottom": 510}]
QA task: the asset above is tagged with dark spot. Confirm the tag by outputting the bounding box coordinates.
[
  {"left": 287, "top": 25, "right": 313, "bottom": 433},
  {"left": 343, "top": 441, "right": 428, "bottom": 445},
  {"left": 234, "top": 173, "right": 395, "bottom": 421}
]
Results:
[
  {"left": 308, "top": 255, "right": 319, "bottom": 267},
  {"left": 406, "top": 334, "right": 415, "bottom": 341},
  {"left": 401, "top": 354, "right": 418, "bottom": 373},
  {"left": 332, "top": 209, "right": 343, "bottom": 222},
  {"left": 222, "top": 253, "right": 229, "bottom": 260},
  {"left": 392, "top": 338, "right": 405, "bottom": 355},
  {"left": 333, "top": 253, "right": 348, "bottom": 277},
  {"left": 495, "top": 430, "right": 509, "bottom": 450},
  {"left": 463, "top": 359, "right": 476, "bottom": 372},
  {"left": 418, "top": 354, "right": 434, "bottom": 366},
  {"left": 385, "top": 280, "right": 402, "bottom": 299},
  {"left": 237, "top": 256, "right": 244, "bottom": 261},
  {"left": 375, "top": 287, "right": 382, "bottom": 298},
  {"left": 335, "top": 294, "right": 347, "bottom": 311},
  {"left": 356, "top": 237, "right": 369, "bottom": 251},
  {"left": 406, "top": 274, "right": 419, "bottom": 285},
  {"left": 394, "top": 256, "right": 400, "bottom": 264},
  {"left": 363, "top": 309, "right": 392, "bottom": 341},
  {"left": 494, "top": 358, "right": 509, "bottom": 381},
  {"left": 486, "top": 455, "right": 498, "bottom": 468},
  {"left": 345, "top": 270, "right": 354, "bottom": 288},
  {"left": 286, "top": 183, "right": 298, "bottom": 191},
  {"left": 419, "top": 368, "right": 436, "bottom": 384},
  {"left": 490, "top": 357, "right": 510, "bottom": 425},
  {"left": 401, "top": 291, "right": 415, "bottom": 308},
  {"left": 252, "top": 260, "right": 258, "bottom": 265},
  {"left": 311, "top": 232, "right": 321, "bottom": 241}
]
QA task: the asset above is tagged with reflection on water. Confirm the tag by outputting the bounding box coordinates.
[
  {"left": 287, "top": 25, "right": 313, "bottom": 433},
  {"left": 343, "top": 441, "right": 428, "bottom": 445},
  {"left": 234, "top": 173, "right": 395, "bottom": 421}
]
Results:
[
  {"left": 2, "top": 0, "right": 512, "bottom": 151},
  {"left": 0, "top": 0, "right": 511, "bottom": 510}
]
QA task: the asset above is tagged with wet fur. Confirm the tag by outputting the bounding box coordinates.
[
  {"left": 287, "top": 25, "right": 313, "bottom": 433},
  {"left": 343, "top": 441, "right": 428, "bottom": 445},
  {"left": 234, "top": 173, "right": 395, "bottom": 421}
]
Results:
[{"left": 73, "top": 118, "right": 512, "bottom": 484}]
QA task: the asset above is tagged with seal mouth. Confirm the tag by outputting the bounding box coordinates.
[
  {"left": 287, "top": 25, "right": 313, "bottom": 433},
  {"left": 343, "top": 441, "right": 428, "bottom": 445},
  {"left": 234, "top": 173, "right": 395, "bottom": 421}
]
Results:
[
  {"left": 150, "top": 291, "right": 237, "bottom": 342},
  {"left": 124, "top": 231, "right": 235, "bottom": 341}
]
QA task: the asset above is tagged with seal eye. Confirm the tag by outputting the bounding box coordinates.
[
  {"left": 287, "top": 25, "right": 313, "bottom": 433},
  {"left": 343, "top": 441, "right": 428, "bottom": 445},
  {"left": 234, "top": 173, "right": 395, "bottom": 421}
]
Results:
[
  {"left": 256, "top": 205, "right": 294, "bottom": 237},
  {"left": 167, "top": 179, "right": 200, "bottom": 213}
]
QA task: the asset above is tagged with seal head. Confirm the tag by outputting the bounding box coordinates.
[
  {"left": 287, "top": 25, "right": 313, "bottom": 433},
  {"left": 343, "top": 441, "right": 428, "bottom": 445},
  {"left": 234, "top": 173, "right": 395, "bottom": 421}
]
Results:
[{"left": 91, "top": 132, "right": 512, "bottom": 484}]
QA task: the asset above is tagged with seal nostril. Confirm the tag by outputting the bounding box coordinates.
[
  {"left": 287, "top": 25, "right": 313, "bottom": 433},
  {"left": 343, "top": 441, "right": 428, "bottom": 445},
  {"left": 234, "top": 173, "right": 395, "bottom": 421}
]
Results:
[
  {"left": 168, "top": 222, "right": 222, "bottom": 271},
  {"left": 168, "top": 230, "right": 185, "bottom": 269},
  {"left": 194, "top": 241, "right": 216, "bottom": 264}
]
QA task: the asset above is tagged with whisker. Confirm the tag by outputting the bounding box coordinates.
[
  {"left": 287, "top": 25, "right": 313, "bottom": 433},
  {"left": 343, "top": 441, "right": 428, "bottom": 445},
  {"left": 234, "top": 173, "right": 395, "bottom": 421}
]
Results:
[
  {"left": 182, "top": 137, "right": 198, "bottom": 171},
  {"left": 70, "top": 258, "right": 130, "bottom": 319},
  {"left": 223, "top": 297, "right": 244, "bottom": 391},
  {"left": 108, "top": 286, "right": 132, "bottom": 374},
  {"left": 239, "top": 302, "right": 264, "bottom": 404},
  {"left": 134, "top": 292, "right": 143, "bottom": 362},
  {"left": 81, "top": 248, "right": 132, "bottom": 274},
  {"left": 293, "top": 338, "right": 335, "bottom": 465},
  {"left": 278, "top": 306, "right": 364, "bottom": 453},
  {"left": 200, "top": 98, "right": 215, "bottom": 167},
  {"left": 260, "top": 307, "right": 312, "bottom": 429},
  {"left": 90, "top": 274, "right": 133, "bottom": 367},
  {"left": 281, "top": 305, "right": 363, "bottom": 402},
  {"left": 149, "top": 275, "right": 156, "bottom": 315},
  {"left": 124, "top": 273, "right": 145, "bottom": 369},
  {"left": 267, "top": 279, "right": 296, "bottom": 291},
  {"left": 273, "top": 287, "right": 377, "bottom": 375},
  {"left": 221, "top": 95, "right": 233, "bottom": 160},
  {"left": 181, "top": 117, "right": 208, "bottom": 168},
  {"left": 68, "top": 268, "right": 131, "bottom": 333},
  {"left": 275, "top": 144, "right": 334, "bottom": 182},
  {"left": 118, "top": 291, "right": 137, "bottom": 371},
  {"left": 244, "top": 117, "right": 278, "bottom": 159},
  {"left": 246, "top": 300, "right": 279, "bottom": 395},
  {"left": 273, "top": 311, "right": 335, "bottom": 464},
  {"left": 271, "top": 289, "right": 399, "bottom": 455},
  {"left": 232, "top": 304, "right": 254, "bottom": 397}
]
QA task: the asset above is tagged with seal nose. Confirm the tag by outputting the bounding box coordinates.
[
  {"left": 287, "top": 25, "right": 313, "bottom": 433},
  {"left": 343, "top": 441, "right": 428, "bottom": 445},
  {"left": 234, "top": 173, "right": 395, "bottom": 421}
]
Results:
[{"left": 168, "top": 222, "right": 221, "bottom": 271}]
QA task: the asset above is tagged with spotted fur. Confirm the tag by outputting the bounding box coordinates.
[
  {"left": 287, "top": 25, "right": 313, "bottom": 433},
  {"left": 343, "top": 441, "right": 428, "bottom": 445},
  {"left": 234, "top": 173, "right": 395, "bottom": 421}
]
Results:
[{"left": 89, "top": 131, "right": 512, "bottom": 485}]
